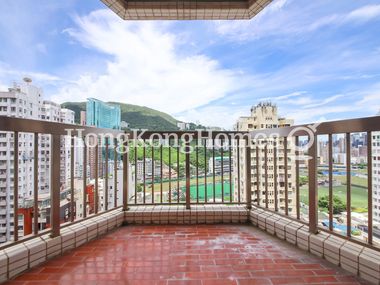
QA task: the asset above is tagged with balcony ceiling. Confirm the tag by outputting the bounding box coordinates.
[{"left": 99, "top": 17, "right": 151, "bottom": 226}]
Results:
[{"left": 100, "top": 0, "right": 272, "bottom": 20}]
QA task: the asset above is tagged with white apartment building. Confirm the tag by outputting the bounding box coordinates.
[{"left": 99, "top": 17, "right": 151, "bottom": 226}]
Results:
[
  {"left": 208, "top": 156, "right": 233, "bottom": 175},
  {"left": 373, "top": 132, "right": 380, "bottom": 225},
  {"left": 136, "top": 159, "right": 162, "bottom": 181},
  {"left": 0, "top": 79, "right": 41, "bottom": 242},
  {"left": 39, "top": 101, "right": 75, "bottom": 192},
  {"left": 177, "top": 122, "right": 190, "bottom": 130},
  {"left": 233, "top": 102, "right": 296, "bottom": 214},
  {"left": 75, "top": 162, "right": 134, "bottom": 216},
  {"left": 73, "top": 112, "right": 87, "bottom": 179},
  {"left": 39, "top": 101, "right": 75, "bottom": 193},
  {"left": 0, "top": 78, "right": 75, "bottom": 243}
]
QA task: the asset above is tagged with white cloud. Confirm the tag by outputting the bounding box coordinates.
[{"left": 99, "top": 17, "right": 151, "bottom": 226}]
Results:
[
  {"left": 347, "top": 4, "right": 380, "bottom": 22},
  {"left": 0, "top": 62, "right": 60, "bottom": 83},
  {"left": 288, "top": 85, "right": 380, "bottom": 124},
  {"left": 303, "top": 94, "right": 343, "bottom": 109},
  {"left": 282, "top": 105, "right": 357, "bottom": 125},
  {"left": 0, "top": 81, "right": 7, "bottom": 92},
  {"left": 268, "top": 0, "right": 289, "bottom": 12},
  {"left": 176, "top": 105, "right": 246, "bottom": 129},
  {"left": 177, "top": 93, "right": 354, "bottom": 128},
  {"left": 260, "top": 91, "right": 306, "bottom": 101},
  {"left": 53, "top": 9, "right": 243, "bottom": 116},
  {"left": 213, "top": 2, "right": 380, "bottom": 41},
  {"left": 356, "top": 85, "right": 380, "bottom": 114}
]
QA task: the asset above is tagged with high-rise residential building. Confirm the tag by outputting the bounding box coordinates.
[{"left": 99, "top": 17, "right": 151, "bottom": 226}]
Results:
[
  {"left": 318, "top": 140, "right": 329, "bottom": 165},
  {"left": 39, "top": 101, "right": 75, "bottom": 192},
  {"left": 86, "top": 98, "right": 121, "bottom": 179},
  {"left": 60, "top": 108, "right": 75, "bottom": 184},
  {"left": 373, "top": 134, "right": 380, "bottom": 224},
  {"left": 134, "top": 159, "right": 175, "bottom": 183},
  {"left": 0, "top": 78, "right": 75, "bottom": 243},
  {"left": 80, "top": 111, "right": 86, "bottom": 126},
  {"left": 233, "top": 102, "right": 296, "bottom": 214},
  {"left": 0, "top": 78, "right": 42, "bottom": 242},
  {"left": 373, "top": 110, "right": 380, "bottom": 224},
  {"left": 73, "top": 111, "right": 87, "bottom": 179},
  {"left": 208, "top": 157, "right": 233, "bottom": 175},
  {"left": 86, "top": 98, "right": 121, "bottom": 130}
]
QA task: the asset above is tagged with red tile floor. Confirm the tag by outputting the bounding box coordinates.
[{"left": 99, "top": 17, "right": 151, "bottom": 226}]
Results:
[{"left": 5, "top": 225, "right": 369, "bottom": 285}]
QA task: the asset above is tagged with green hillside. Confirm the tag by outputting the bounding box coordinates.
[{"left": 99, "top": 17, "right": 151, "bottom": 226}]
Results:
[
  {"left": 61, "top": 102, "right": 86, "bottom": 123},
  {"left": 61, "top": 101, "right": 180, "bottom": 130}
]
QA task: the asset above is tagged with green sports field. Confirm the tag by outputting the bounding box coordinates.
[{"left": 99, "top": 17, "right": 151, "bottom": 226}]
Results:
[
  {"left": 182, "top": 182, "right": 233, "bottom": 201},
  {"left": 300, "top": 185, "right": 368, "bottom": 212}
]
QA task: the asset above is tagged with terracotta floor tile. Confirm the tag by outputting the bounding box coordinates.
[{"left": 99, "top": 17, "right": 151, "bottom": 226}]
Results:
[
  {"left": 3, "top": 225, "right": 369, "bottom": 285},
  {"left": 237, "top": 279, "right": 272, "bottom": 285}
]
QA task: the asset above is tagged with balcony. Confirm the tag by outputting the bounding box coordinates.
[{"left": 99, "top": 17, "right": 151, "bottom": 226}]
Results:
[
  {"left": 100, "top": 0, "right": 272, "bottom": 20},
  {"left": 1, "top": 223, "right": 371, "bottom": 285},
  {"left": 0, "top": 115, "right": 380, "bottom": 284}
]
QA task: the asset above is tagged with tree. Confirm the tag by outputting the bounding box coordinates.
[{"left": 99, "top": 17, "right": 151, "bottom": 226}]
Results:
[
  {"left": 136, "top": 184, "right": 143, "bottom": 193},
  {"left": 318, "top": 195, "right": 346, "bottom": 214},
  {"left": 299, "top": 176, "right": 308, "bottom": 186}
]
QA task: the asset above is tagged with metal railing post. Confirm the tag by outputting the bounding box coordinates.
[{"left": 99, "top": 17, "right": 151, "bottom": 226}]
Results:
[
  {"left": 50, "top": 134, "right": 61, "bottom": 238},
  {"left": 367, "top": 131, "right": 373, "bottom": 244},
  {"left": 185, "top": 141, "right": 191, "bottom": 209},
  {"left": 245, "top": 137, "right": 252, "bottom": 209},
  {"left": 308, "top": 135, "right": 318, "bottom": 234},
  {"left": 123, "top": 140, "right": 129, "bottom": 211},
  {"left": 82, "top": 137, "right": 87, "bottom": 219},
  {"left": 105, "top": 137, "right": 109, "bottom": 211},
  {"left": 13, "top": 132, "right": 19, "bottom": 241},
  {"left": 94, "top": 139, "right": 99, "bottom": 214},
  {"left": 114, "top": 138, "right": 118, "bottom": 208},
  {"left": 33, "top": 133, "right": 39, "bottom": 235},
  {"left": 70, "top": 135, "right": 75, "bottom": 222},
  {"left": 274, "top": 139, "right": 278, "bottom": 212},
  {"left": 346, "top": 133, "right": 352, "bottom": 238},
  {"left": 295, "top": 136, "right": 300, "bottom": 220},
  {"left": 284, "top": 137, "right": 289, "bottom": 216}
]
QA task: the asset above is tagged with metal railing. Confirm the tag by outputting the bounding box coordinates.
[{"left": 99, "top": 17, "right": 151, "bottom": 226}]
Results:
[
  {"left": 0, "top": 116, "right": 251, "bottom": 249},
  {"left": 1, "top": 114, "right": 380, "bottom": 251},
  {"left": 125, "top": 131, "right": 250, "bottom": 208},
  {"left": 249, "top": 115, "right": 380, "bottom": 249},
  {"left": 0, "top": 116, "right": 125, "bottom": 248}
]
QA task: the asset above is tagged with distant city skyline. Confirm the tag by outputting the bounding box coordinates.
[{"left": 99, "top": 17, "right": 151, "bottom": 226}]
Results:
[{"left": 0, "top": 1, "right": 380, "bottom": 129}]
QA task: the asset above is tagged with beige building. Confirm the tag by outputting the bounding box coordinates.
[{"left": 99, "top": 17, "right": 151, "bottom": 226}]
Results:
[{"left": 233, "top": 102, "right": 296, "bottom": 214}]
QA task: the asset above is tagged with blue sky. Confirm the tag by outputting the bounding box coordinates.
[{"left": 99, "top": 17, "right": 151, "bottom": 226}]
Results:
[{"left": 0, "top": 0, "right": 380, "bottom": 129}]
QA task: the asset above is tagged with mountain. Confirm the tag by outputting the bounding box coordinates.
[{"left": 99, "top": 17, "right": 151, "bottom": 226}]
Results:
[{"left": 61, "top": 101, "right": 180, "bottom": 130}]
